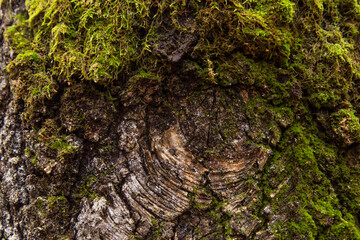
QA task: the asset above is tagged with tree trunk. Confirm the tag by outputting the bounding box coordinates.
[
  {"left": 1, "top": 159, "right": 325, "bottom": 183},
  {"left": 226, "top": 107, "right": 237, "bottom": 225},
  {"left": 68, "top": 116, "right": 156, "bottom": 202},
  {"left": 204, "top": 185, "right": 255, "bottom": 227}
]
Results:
[{"left": 1, "top": 0, "right": 360, "bottom": 239}]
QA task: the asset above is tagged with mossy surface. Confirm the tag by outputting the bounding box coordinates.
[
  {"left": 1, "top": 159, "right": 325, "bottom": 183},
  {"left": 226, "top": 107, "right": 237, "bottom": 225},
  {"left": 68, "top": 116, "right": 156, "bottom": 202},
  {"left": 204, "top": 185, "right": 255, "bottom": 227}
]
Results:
[{"left": 5, "top": 0, "right": 360, "bottom": 238}]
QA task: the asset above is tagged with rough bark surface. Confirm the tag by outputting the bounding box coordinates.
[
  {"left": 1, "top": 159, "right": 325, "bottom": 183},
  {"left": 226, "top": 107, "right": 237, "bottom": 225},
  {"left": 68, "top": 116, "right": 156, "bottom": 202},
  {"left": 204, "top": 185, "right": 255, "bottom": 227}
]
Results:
[
  {"left": 1, "top": 0, "right": 360, "bottom": 239},
  {"left": 0, "top": 3, "right": 273, "bottom": 238}
]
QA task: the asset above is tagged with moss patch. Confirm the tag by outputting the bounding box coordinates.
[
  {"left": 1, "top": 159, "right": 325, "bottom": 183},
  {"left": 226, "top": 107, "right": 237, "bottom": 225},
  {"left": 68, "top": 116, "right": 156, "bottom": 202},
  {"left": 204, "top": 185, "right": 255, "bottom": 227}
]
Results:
[{"left": 6, "top": 0, "right": 360, "bottom": 238}]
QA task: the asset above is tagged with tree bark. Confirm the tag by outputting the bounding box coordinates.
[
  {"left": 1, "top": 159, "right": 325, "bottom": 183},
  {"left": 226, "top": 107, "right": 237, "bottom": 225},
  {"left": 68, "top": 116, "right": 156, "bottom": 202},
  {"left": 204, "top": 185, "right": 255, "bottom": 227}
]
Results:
[{"left": 1, "top": 0, "right": 360, "bottom": 239}]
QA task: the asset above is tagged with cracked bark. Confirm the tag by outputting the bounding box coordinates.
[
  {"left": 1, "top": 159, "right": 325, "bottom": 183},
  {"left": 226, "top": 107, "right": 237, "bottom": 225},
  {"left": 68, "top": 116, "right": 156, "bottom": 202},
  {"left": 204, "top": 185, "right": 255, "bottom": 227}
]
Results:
[
  {"left": 0, "top": 2, "right": 279, "bottom": 239},
  {"left": 2, "top": 1, "right": 360, "bottom": 240}
]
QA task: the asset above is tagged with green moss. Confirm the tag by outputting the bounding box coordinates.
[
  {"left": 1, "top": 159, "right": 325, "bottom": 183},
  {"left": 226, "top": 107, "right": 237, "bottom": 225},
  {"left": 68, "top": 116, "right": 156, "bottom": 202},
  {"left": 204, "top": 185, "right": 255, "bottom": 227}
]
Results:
[
  {"left": 50, "top": 136, "right": 78, "bottom": 160},
  {"left": 309, "top": 91, "right": 340, "bottom": 109},
  {"left": 46, "top": 196, "right": 67, "bottom": 208},
  {"left": 6, "top": 0, "right": 360, "bottom": 238},
  {"left": 330, "top": 108, "right": 360, "bottom": 145},
  {"left": 4, "top": 14, "right": 30, "bottom": 50},
  {"left": 17, "top": 0, "right": 154, "bottom": 85},
  {"left": 263, "top": 120, "right": 360, "bottom": 238},
  {"left": 78, "top": 174, "right": 97, "bottom": 201},
  {"left": 286, "top": 210, "right": 318, "bottom": 240},
  {"left": 34, "top": 195, "right": 69, "bottom": 217},
  {"left": 340, "top": 0, "right": 360, "bottom": 19},
  {"left": 322, "top": 216, "right": 360, "bottom": 240}
]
